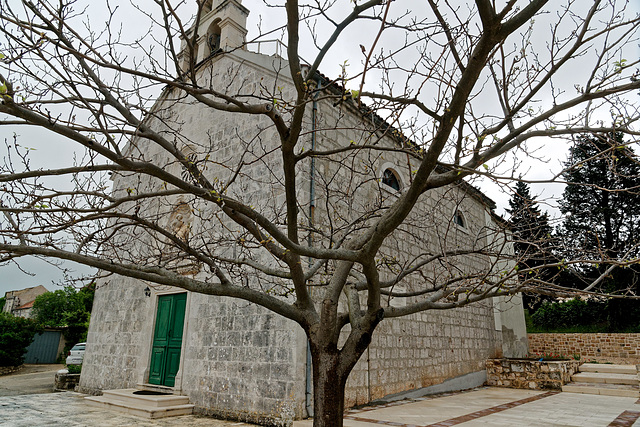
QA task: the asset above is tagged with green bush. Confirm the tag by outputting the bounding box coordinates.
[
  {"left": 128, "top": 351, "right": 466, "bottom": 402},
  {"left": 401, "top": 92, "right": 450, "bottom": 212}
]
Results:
[
  {"left": 32, "top": 283, "right": 94, "bottom": 356},
  {"left": 66, "top": 364, "right": 82, "bottom": 374},
  {"left": 0, "top": 312, "right": 42, "bottom": 367},
  {"left": 531, "top": 299, "right": 607, "bottom": 330},
  {"left": 529, "top": 298, "right": 640, "bottom": 333},
  {"left": 607, "top": 298, "right": 640, "bottom": 331}
]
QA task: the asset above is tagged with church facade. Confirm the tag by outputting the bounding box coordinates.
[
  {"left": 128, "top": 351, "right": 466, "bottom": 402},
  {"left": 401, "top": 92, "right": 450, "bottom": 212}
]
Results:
[{"left": 78, "top": 1, "right": 527, "bottom": 423}]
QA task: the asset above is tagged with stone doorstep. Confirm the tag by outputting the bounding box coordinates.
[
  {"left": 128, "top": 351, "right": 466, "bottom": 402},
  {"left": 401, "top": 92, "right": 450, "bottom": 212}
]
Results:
[
  {"left": 571, "top": 372, "right": 639, "bottom": 386},
  {"left": 85, "top": 395, "right": 194, "bottom": 419},
  {"left": 562, "top": 382, "right": 639, "bottom": 398},
  {"left": 100, "top": 388, "right": 191, "bottom": 407},
  {"left": 84, "top": 389, "right": 194, "bottom": 419},
  {"left": 579, "top": 363, "right": 638, "bottom": 375}
]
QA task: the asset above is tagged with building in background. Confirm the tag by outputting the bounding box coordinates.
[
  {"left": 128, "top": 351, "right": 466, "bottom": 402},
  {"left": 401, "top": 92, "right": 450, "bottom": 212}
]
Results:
[{"left": 2, "top": 285, "right": 48, "bottom": 318}]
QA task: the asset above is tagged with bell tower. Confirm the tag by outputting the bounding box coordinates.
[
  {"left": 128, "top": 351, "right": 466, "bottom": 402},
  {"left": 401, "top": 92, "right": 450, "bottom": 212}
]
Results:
[{"left": 179, "top": 0, "right": 249, "bottom": 70}]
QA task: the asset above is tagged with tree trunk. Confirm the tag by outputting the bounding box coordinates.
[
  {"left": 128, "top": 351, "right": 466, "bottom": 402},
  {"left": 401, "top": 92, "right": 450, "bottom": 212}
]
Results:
[{"left": 311, "top": 349, "right": 348, "bottom": 427}]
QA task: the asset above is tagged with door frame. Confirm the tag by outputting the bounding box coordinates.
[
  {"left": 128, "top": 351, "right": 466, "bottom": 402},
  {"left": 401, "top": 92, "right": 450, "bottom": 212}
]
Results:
[{"left": 140, "top": 287, "right": 190, "bottom": 391}]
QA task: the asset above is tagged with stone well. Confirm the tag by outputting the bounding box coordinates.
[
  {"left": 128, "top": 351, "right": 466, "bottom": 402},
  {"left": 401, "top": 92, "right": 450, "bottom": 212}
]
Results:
[{"left": 54, "top": 371, "right": 81, "bottom": 392}]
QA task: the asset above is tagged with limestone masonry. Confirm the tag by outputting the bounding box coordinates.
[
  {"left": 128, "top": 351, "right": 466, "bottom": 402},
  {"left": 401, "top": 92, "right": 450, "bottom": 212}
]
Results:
[
  {"left": 78, "top": 0, "right": 527, "bottom": 424},
  {"left": 529, "top": 333, "right": 640, "bottom": 361}
]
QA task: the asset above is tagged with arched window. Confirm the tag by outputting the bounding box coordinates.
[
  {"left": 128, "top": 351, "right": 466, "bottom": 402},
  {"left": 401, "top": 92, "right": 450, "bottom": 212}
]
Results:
[
  {"left": 382, "top": 168, "right": 401, "bottom": 191},
  {"left": 206, "top": 20, "right": 221, "bottom": 56},
  {"left": 453, "top": 210, "right": 466, "bottom": 228}
]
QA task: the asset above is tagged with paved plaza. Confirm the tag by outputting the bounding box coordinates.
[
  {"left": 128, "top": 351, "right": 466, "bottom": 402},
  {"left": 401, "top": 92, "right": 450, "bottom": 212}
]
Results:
[
  {"left": 294, "top": 388, "right": 640, "bottom": 426},
  {"left": 0, "top": 386, "right": 638, "bottom": 426},
  {"left": 0, "top": 392, "right": 253, "bottom": 427}
]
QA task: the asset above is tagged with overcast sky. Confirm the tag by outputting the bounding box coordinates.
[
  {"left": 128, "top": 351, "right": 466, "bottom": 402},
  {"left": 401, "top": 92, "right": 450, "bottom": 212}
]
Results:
[{"left": 1, "top": 0, "right": 638, "bottom": 297}]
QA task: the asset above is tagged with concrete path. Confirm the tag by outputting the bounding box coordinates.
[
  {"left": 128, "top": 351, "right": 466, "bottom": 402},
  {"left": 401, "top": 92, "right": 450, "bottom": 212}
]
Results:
[
  {"left": 0, "top": 387, "right": 638, "bottom": 426},
  {"left": 0, "top": 364, "right": 63, "bottom": 397}
]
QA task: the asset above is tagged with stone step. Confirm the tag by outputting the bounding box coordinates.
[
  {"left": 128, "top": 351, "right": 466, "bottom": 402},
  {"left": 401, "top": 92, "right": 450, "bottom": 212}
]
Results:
[
  {"left": 101, "top": 388, "right": 191, "bottom": 407},
  {"left": 562, "top": 382, "right": 639, "bottom": 398},
  {"left": 84, "top": 389, "right": 194, "bottom": 419},
  {"left": 579, "top": 363, "right": 638, "bottom": 375},
  {"left": 571, "top": 372, "right": 639, "bottom": 386}
]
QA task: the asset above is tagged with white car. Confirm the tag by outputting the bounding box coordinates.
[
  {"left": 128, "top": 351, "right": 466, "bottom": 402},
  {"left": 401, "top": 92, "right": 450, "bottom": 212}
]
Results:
[{"left": 65, "top": 342, "right": 86, "bottom": 365}]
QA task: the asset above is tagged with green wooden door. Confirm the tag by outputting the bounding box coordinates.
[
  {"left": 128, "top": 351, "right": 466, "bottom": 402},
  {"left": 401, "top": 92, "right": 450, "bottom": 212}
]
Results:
[{"left": 149, "top": 293, "right": 186, "bottom": 387}]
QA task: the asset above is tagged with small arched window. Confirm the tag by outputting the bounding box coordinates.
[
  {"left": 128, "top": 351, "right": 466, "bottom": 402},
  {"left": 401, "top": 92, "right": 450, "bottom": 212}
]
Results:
[
  {"left": 453, "top": 210, "right": 466, "bottom": 228},
  {"left": 206, "top": 20, "right": 222, "bottom": 56},
  {"left": 382, "top": 168, "right": 401, "bottom": 191}
]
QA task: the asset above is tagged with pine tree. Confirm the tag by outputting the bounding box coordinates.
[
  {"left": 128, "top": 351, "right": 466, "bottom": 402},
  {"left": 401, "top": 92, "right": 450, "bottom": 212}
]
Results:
[
  {"left": 506, "top": 181, "right": 556, "bottom": 309},
  {"left": 559, "top": 132, "right": 640, "bottom": 329},
  {"left": 507, "top": 181, "right": 553, "bottom": 267},
  {"left": 559, "top": 132, "right": 640, "bottom": 270}
]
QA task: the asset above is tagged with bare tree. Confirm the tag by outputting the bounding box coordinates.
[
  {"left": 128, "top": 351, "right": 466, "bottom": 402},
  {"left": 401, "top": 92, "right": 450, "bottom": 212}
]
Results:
[{"left": 1, "top": 0, "right": 639, "bottom": 425}]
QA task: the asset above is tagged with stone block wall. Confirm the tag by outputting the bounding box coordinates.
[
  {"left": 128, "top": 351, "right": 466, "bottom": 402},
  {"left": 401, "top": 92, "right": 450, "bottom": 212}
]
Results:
[
  {"left": 528, "top": 333, "right": 640, "bottom": 360},
  {"left": 79, "top": 277, "right": 306, "bottom": 423},
  {"left": 78, "top": 277, "right": 151, "bottom": 395},
  {"left": 486, "top": 358, "right": 581, "bottom": 390},
  {"left": 314, "top": 74, "right": 510, "bottom": 409},
  {"left": 182, "top": 294, "right": 306, "bottom": 423},
  {"left": 345, "top": 304, "right": 502, "bottom": 407}
]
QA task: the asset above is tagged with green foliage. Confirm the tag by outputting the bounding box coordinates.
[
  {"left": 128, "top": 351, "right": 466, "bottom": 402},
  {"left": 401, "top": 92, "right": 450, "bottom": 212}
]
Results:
[
  {"left": 0, "top": 296, "right": 5, "bottom": 311},
  {"left": 506, "top": 182, "right": 559, "bottom": 310},
  {"left": 554, "top": 132, "right": 640, "bottom": 329},
  {"left": 66, "top": 364, "right": 82, "bottom": 374},
  {"left": 32, "top": 288, "right": 74, "bottom": 327},
  {"left": 31, "top": 283, "right": 95, "bottom": 352},
  {"left": 531, "top": 299, "right": 606, "bottom": 329},
  {"left": 558, "top": 132, "right": 640, "bottom": 294},
  {"left": 606, "top": 298, "right": 640, "bottom": 331},
  {"left": 507, "top": 181, "right": 553, "bottom": 249},
  {"left": 0, "top": 312, "right": 42, "bottom": 366},
  {"left": 529, "top": 298, "right": 640, "bottom": 333}
]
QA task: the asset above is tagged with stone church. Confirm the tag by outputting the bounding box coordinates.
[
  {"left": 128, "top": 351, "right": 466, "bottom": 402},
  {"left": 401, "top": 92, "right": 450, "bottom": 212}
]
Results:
[{"left": 78, "top": 0, "right": 527, "bottom": 423}]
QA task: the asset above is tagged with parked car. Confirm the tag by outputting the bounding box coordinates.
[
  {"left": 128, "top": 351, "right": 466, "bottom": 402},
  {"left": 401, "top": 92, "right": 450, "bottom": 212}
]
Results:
[{"left": 65, "top": 342, "right": 86, "bottom": 365}]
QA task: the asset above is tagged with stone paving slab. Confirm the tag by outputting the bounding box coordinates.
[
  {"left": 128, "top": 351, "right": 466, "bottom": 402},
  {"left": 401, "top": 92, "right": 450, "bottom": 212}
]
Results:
[
  {"left": 0, "top": 392, "right": 253, "bottom": 427},
  {"left": 292, "top": 387, "right": 640, "bottom": 427},
  {"left": 458, "top": 393, "right": 640, "bottom": 427},
  {"left": 2, "top": 387, "right": 640, "bottom": 426}
]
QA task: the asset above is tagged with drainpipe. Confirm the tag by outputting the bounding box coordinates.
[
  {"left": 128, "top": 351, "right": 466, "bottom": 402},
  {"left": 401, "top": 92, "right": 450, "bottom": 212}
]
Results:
[{"left": 305, "top": 74, "right": 320, "bottom": 418}]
